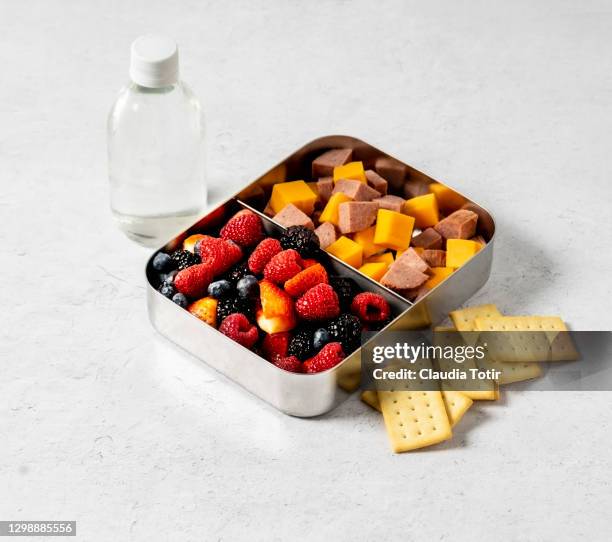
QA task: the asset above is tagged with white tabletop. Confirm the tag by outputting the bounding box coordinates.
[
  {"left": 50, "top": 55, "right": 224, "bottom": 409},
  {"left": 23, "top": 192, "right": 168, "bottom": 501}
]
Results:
[{"left": 2, "top": 1, "right": 611, "bottom": 540}]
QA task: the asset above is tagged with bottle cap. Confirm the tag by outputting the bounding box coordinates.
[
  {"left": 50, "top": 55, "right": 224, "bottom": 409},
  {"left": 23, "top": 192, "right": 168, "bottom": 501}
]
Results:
[{"left": 130, "top": 35, "right": 179, "bottom": 88}]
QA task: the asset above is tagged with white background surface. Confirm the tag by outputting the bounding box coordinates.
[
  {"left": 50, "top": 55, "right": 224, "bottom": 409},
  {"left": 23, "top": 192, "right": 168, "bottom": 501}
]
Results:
[{"left": 1, "top": 1, "right": 611, "bottom": 540}]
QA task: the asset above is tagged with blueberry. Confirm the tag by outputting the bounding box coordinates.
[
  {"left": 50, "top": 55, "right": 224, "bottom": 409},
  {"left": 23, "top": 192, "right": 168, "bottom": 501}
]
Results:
[
  {"left": 152, "top": 252, "right": 174, "bottom": 272},
  {"left": 207, "top": 280, "right": 233, "bottom": 299},
  {"left": 237, "top": 275, "right": 259, "bottom": 299},
  {"left": 313, "top": 328, "right": 330, "bottom": 351},
  {"left": 160, "top": 269, "right": 179, "bottom": 285},
  {"left": 159, "top": 283, "right": 176, "bottom": 299},
  {"left": 172, "top": 292, "right": 189, "bottom": 308}
]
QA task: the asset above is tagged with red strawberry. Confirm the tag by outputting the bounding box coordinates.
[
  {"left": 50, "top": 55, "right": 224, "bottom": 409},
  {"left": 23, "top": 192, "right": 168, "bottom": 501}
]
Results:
[
  {"left": 261, "top": 332, "right": 291, "bottom": 361},
  {"left": 303, "top": 342, "right": 345, "bottom": 373},
  {"left": 263, "top": 249, "right": 303, "bottom": 284},
  {"left": 295, "top": 283, "right": 340, "bottom": 320},
  {"left": 248, "top": 238, "right": 282, "bottom": 274},
  {"left": 272, "top": 355, "right": 303, "bottom": 373},
  {"left": 220, "top": 210, "right": 264, "bottom": 247},
  {"left": 284, "top": 263, "right": 329, "bottom": 298},
  {"left": 301, "top": 258, "right": 319, "bottom": 268},
  {"left": 257, "top": 280, "right": 296, "bottom": 333},
  {"left": 219, "top": 313, "right": 259, "bottom": 348},
  {"left": 199, "top": 236, "right": 243, "bottom": 276},
  {"left": 350, "top": 292, "right": 391, "bottom": 324},
  {"left": 174, "top": 263, "right": 214, "bottom": 298}
]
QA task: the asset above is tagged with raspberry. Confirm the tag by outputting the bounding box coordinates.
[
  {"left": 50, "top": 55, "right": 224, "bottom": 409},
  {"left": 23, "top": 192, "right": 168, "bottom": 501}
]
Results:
[
  {"left": 248, "top": 238, "right": 282, "bottom": 274},
  {"left": 219, "top": 313, "right": 259, "bottom": 348},
  {"left": 199, "top": 236, "right": 243, "bottom": 276},
  {"left": 261, "top": 332, "right": 291, "bottom": 361},
  {"left": 329, "top": 276, "right": 358, "bottom": 310},
  {"left": 263, "top": 249, "right": 303, "bottom": 284},
  {"left": 284, "top": 263, "right": 329, "bottom": 298},
  {"left": 303, "top": 342, "right": 345, "bottom": 373},
  {"left": 326, "top": 314, "right": 362, "bottom": 354},
  {"left": 170, "top": 249, "right": 201, "bottom": 270},
  {"left": 220, "top": 210, "right": 264, "bottom": 247},
  {"left": 295, "top": 283, "right": 340, "bottom": 321},
  {"left": 280, "top": 226, "right": 321, "bottom": 258},
  {"left": 272, "top": 355, "right": 303, "bottom": 373},
  {"left": 287, "top": 326, "right": 315, "bottom": 360},
  {"left": 350, "top": 292, "right": 391, "bottom": 324},
  {"left": 174, "top": 263, "right": 214, "bottom": 299}
]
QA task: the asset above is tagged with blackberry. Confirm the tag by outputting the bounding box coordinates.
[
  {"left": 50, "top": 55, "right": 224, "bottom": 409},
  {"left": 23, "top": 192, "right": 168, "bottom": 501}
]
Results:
[
  {"left": 170, "top": 249, "right": 200, "bottom": 270},
  {"left": 279, "top": 226, "right": 321, "bottom": 258},
  {"left": 329, "top": 276, "right": 359, "bottom": 310},
  {"left": 216, "top": 295, "right": 255, "bottom": 323},
  {"left": 225, "top": 261, "right": 250, "bottom": 284},
  {"left": 327, "top": 314, "right": 362, "bottom": 354},
  {"left": 287, "top": 326, "right": 316, "bottom": 361}
]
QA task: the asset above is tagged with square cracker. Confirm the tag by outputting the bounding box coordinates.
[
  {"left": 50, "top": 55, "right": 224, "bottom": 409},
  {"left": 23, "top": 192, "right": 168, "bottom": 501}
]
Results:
[
  {"left": 377, "top": 389, "right": 452, "bottom": 452},
  {"left": 450, "top": 304, "right": 501, "bottom": 332},
  {"left": 433, "top": 326, "right": 499, "bottom": 400},
  {"left": 474, "top": 316, "right": 578, "bottom": 362},
  {"left": 362, "top": 390, "right": 472, "bottom": 428}
]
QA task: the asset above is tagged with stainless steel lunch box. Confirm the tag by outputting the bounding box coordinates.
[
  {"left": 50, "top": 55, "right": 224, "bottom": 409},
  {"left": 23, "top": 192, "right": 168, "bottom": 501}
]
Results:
[{"left": 146, "top": 135, "right": 495, "bottom": 417}]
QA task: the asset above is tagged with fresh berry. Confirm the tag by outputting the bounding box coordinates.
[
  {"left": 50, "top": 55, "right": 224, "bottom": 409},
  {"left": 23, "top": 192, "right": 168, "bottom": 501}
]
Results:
[
  {"left": 172, "top": 292, "right": 189, "bottom": 308},
  {"left": 303, "top": 342, "right": 345, "bottom": 373},
  {"left": 272, "top": 355, "right": 303, "bottom": 373},
  {"left": 170, "top": 249, "right": 201, "bottom": 270},
  {"left": 219, "top": 313, "right": 259, "bottom": 348},
  {"left": 295, "top": 284, "right": 340, "bottom": 321},
  {"left": 199, "top": 236, "right": 243, "bottom": 276},
  {"left": 263, "top": 249, "right": 303, "bottom": 284},
  {"left": 174, "top": 263, "right": 214, "bottom": 298},
  {"left": 248, "top": 238, "right": 282, "bottom": 274},
  {"left": 261, "top": 332, "right": 291, "bottom": 361},
  {"left": 280, "top": 226, "right": 321, "bottom": 258},
  {"left": 284, "top": 263, "right": 328, "bottom": 298},
  {"left": 207, "top": 279, "right": 233, "bottom": 299},
  {"left": 287, "top": 327, "right": 315, "bottom": 360},
  {"left": 326, "top": 314, "right": 362, "bottom": 353},
  {"left": 188, "top": 297, "right": 218, "bottom": 327},
  {"left": 152, "top": 252, "right": 174, "bottom": 272},
  {"left": 256, "top": 279, "right": 296, "bottom": 334},
  {"left": 237, "top": 275, "right": 259, "bottom": 299},
  {"left": 329, "top": 276, "right": 358, "bottom": 310},
  {"left": 183, "top": 234, "right": 206, "bottom": 253},
  {"left": 350, "top": 292, "right": 391, "bottom": 324},
  {"left": 160, "top": 269, "right": 179, "bottom": 285},
  {"left": 225, "top": 261, "right": 250, "bottom": 284},
  {"left": 301, "top": 258, "right": 319, "bottom": 268},
  {"left": 220, "top": 210, "right": 264, "bottom": 247},
  {"left": 159, "top": 283, "right": 176, "bottom": 299},
  {"left": 217, "top": 295, "right": 255, "bottom": 322},
  {"left": 313, "top": 328, "right": 330, "bottom": 351}
]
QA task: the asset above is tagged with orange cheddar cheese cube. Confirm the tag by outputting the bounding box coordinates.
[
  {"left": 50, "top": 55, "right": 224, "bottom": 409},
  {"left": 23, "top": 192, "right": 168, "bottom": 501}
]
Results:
[
  {"left": 353, "top": 226, "right": 385, "bottom": 258},
  {"left": 446, "top": 239, "right": 481, "bottom": 268},
  {"left": 366, "top": 251, "right": 394, "bottom": 266},
  {"left": 333, "top": 161, "right": 366, "bottom": 183},
  {"left": 374, "top": 209, "right": 415, "bottom": 251},
  {"left": 269, "top": 180, "right": 317, "bottom": 215},
  {"left": 326, "top": 236, "right": 363, "bottom": 268},
  {"left": 358, "top": 262, "right": 388, "bottom": 281},
  {"left": 318, "top": 193, "right": 352, "bottom": 226},
  {"left": 403, "top": 193, "right": 439, "bottom": 229},
  {"left": 306, "top": 181, "right": 319, "bottom": 196},
  {"left": 428, "top": 182, "right": 467, "bottom": 212},
  {"left": 425, "top": 267, "right": 454, "bottom": 289}
]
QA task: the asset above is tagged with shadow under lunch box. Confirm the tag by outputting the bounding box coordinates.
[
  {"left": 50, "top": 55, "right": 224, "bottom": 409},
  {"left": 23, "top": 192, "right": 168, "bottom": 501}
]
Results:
[{"left": 146, "top": 135, "right": 496, "bottom": 417}]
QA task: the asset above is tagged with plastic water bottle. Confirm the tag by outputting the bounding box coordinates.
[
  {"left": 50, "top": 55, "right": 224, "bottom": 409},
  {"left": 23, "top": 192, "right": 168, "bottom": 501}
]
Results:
[{"left": 108, "top": 35, "right": 206, "bottom": 247}]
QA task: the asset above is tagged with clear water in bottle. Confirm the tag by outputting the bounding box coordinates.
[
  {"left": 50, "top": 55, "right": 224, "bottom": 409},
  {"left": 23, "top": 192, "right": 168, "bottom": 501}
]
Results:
[{"left": 107, "top": 35, "right": 206, "bottom": 247}]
